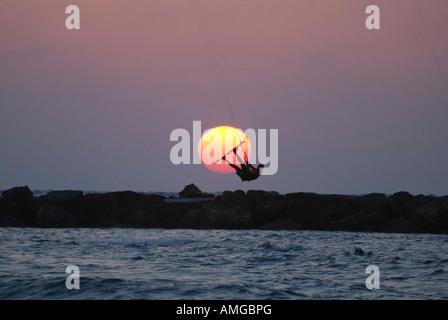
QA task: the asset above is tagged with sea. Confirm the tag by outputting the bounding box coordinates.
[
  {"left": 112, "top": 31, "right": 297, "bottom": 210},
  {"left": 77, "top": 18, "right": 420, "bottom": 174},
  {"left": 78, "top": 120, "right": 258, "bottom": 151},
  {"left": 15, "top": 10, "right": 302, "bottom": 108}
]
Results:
[{"left": 0, "top": 227, "right": 447, "bottom": 300}]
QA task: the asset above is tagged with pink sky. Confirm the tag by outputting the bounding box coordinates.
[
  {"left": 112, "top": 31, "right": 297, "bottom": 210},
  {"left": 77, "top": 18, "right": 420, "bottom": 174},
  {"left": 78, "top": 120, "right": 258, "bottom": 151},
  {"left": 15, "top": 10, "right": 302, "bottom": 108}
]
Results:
[{"left": 1, "top": 0, "right": 448, "bottom": 195}]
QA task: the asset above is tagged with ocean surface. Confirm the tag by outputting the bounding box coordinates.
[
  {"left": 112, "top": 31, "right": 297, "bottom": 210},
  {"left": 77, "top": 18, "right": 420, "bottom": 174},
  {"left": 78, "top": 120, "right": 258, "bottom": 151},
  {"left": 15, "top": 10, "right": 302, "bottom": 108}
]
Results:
[{"left": 0, "top": 227, "right": 447, "bottom": 300}]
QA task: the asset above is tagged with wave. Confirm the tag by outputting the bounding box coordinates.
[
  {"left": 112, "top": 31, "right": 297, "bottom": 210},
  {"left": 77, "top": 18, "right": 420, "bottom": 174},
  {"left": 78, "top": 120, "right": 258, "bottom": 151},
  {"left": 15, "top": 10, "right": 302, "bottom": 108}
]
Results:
[
  {"left": 1, "top": 228, "right": 447, "bottom": 299},
  {"left": 260, "top": 241, "right": 303, "bottom": 252},
  {"left": 106, "top": 237, "right": 195, "bottom": 247}
]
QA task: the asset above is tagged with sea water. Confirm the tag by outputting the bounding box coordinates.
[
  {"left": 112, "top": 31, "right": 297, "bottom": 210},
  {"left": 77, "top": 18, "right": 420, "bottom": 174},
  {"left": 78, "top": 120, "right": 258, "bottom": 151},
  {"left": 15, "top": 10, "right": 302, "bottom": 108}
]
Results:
[{"left": 0, "top": 228, "right": 447, "bottom": 299}]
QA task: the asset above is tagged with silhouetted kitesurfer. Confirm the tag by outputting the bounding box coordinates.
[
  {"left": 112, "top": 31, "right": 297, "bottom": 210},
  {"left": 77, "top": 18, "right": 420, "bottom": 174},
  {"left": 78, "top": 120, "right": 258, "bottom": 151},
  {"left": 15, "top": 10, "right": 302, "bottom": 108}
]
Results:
[{"left": 222, "top": 147, "right": 264, "bottom": 182}]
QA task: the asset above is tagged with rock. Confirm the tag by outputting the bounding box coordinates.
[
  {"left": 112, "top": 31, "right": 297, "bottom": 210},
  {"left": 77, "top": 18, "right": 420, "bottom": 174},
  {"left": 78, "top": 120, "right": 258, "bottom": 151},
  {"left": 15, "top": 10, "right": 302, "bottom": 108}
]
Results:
[
  {"left": 35, "top": 205, "right": 78, "bottom": 227},
  {"left": 329, "top": 210, "right": 388, "bottom": 232},
  {"left": 180, "top": 183, "right": 201, "bottom": 196},
  {"left": 388, "top": 191, "right": 416, "bottom": 218},
  {"left": 44, "top": 190, "right": 84, "bottom": 204},
  {"left": 1, "top": 186, "right": 38, "bottom": 224},
  {"left": 244, "top": 190, "right": 280, "bottom": 210},
  {"left": 79, "top": 193, "right": 121, "bottom": 223},
  {"left": 251, "top": 195, "right": 287, "bottom": 227},
  {"left": 183, "top": 203, "right": 253, "bottom": 229},
  {"left": 0, "top": 215, "right": 28, "bottom": 227},
  {"left": 414, "top": 199, "right": 448, "bottom": 233},
  {"left": 259, "top": 218, "right": 303, "bottom": 230},
  {"left": 286, "top": 193, "right": 356, "bottom": 230},
  {"left": 355, "top": 193, "right": 388, "bottom": 211},
  {"left": 122, "top": 206, "right": 164, "bottom": 228},
  {"left": 0, "top": 201, "right": 22, "bottom": 220},
  {"left": 217, "top": 190, "right": 289, "bottom": 226},
  {"left": 107, "top": 191, "right": 145, "bottom": 206},
  {"left": 386, "top": 192, "right": 436, "bottom": 221},
  {"left": 136, "top": 194, "right": 167, "bottom": 206},
  {"left": 2, "top": 186, "right": 33, "bottom": 204},
  {"left": 166, "top": 190, "right": 290, "bottom": 229},
  {"left": 159, "top": 200, "right": 206, "bottom": 228},
  {"left": 381, "top": 217, "right": 423, "bottom": 234},
  {"left": 179, "top": 184, "right": 214, "bottom": 199},
  {"left": 2, "top": 185, "right": 448, "bottom": 234},
  {"left": 0, "top": 197, "right": 4, "bottom": 213},
  {"left": 352, "top": 247, "right": 373, "bottom": 256},
  {"left": 219, "top": 190, "right": 246, "bottom": 205}
]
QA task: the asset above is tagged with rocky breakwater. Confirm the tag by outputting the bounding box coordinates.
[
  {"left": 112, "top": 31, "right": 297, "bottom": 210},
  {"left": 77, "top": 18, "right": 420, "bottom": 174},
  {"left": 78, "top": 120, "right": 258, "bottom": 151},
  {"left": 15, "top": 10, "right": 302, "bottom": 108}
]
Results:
[{"left": 0, "top": 185, "right": 447, "bottom": 234}]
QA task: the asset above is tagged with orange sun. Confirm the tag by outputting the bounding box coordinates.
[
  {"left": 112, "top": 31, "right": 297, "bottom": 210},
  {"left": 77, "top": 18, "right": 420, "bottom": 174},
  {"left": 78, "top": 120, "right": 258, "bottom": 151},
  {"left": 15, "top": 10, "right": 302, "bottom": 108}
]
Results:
[{"left": 198, "top": 126, "right": 251, "bottom": 174}]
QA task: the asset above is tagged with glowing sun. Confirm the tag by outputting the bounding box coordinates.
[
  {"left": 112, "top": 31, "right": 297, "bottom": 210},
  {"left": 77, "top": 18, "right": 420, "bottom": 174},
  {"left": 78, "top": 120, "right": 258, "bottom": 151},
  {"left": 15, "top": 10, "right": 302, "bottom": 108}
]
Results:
[{"left": 197, "top": 126, "right": 251, "bottom": 174}]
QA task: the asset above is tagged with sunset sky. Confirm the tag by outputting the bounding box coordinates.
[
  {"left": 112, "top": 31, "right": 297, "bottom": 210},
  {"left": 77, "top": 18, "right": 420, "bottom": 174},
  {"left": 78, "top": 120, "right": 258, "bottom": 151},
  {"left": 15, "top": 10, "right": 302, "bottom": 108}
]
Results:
[{"left": 1, "top": 0, "right": 447, "bottom": 195}]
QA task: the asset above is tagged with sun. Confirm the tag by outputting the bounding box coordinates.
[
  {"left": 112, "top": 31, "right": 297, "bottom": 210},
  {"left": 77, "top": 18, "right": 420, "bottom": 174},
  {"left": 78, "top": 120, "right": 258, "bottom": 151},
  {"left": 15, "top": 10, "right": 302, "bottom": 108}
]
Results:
[{"left": 198, "top": 126, "right": 251, "bottom": 174}]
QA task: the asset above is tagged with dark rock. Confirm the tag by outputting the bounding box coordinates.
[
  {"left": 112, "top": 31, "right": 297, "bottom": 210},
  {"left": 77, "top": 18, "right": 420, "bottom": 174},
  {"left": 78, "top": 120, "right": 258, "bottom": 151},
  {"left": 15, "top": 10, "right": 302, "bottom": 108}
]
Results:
[
  {"left": 0, "top": 197, "right": 5, "bottom": 217},
  {"left": 180, "top": 183, "right": 201, "bottom": 196},
  {"left": 381, "top": 217, "right": 423, "bottom": 234},
  {"left": 388, "top": 191, "right": 416, "bottom": 218},
  {"left": 122, "top": 205, "right": 163, "bottom": 228},
  {"left": 251, "top": 195, "right": 287, "bottom": 227},
  {"left": 387, "top": 192, "right": 435, "bottom": 220},
  {"left": 107, "top": 191, "right": 145, "bottom": 207},
  {"left": 0, "top": 202, "right": 22, "bottom": 219},
  {"left": 259, "top": 218, "right": 303, "bottom": 230},
  {"left": 136, "top": 194, "right": 167, "bottom": 206},
  {"left": 179, "top": 184, "right": 214, "bottom": 199},
  {"left": 2, "top": 186, "right": 33, "bottom": 204},
  {"left": 219, "top": 190, "right": 246, "bottom": 205},
  {"left": 44, "top": 190, "right": 84, "bottom": 204},
  {"left": 89, "top": 219, "right": 128, "bottom": 228},
  {"left": 183, "top": 203, "right": 253, "bottom": 229},
  {"left": 70, "top": 193, "right": 121, "bottom": 225},
  {"left": 353, "top": 247, "right": 366, "bottom": 256},
  {"left": 285, "top": 192, "right": 317, "bottom": 200},
  {"left": 59, "top": 192, "right": 165, "bottom": 227},
  {"left": 1, "top": 186, "right": 38, "bottom": 224},
  {"left": 0, "top": 215, "right": 28, "bottom": 227},
  {"left": 414, "top": 199, "right": 448, "bottom": 233},
  {"left": 35, "top": 205, "right": 78, "bottom": 228},
  {"left": 160, "top": 200, "right": 207, "bottom": 228},
  {"left": 286, "top": 193, "right": 356, "bottom": 230},
  {"left": 218, "top": 190, "right": 289, "bottom": 226},
  {"left": 1, "top": 185, "right": 447, "bottom": 234},
  {"left": 244, "top": 190, "right": 280, "bottom": 210},
  {"left": 352, "top": 248, "right": 374, "bottom": 256},
  {"left": 355, "top": 193, "right": 388, "bottom": 211},
  {"left": 329, "top": 210, "right": 388, "bottom": 232}
]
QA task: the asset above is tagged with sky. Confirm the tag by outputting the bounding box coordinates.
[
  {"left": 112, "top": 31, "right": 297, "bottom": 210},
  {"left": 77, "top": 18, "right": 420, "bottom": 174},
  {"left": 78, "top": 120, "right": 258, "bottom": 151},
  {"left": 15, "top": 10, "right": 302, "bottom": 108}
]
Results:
[{"left": 1, "top": 0, "right": 448, "bottom": 195}]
